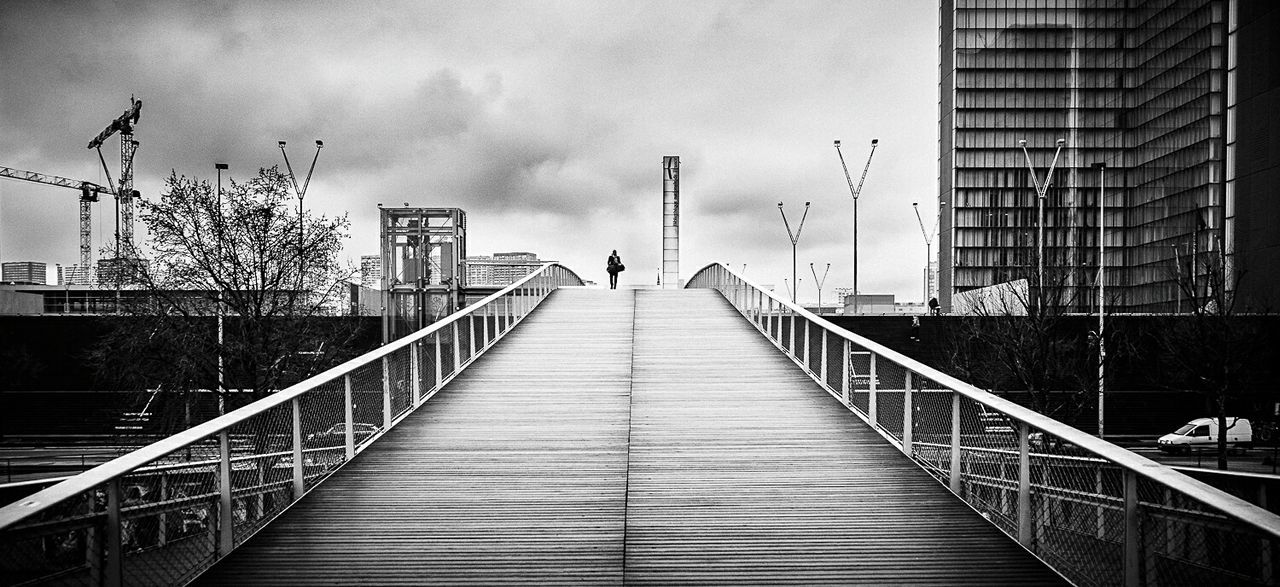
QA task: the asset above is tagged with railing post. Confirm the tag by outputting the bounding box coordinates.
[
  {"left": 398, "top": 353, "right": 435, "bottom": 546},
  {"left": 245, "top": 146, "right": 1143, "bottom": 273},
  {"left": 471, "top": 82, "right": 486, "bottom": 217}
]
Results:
[
  {"left": 344, "top": 375, "right": 355, "bottom": 459},
  {"left": 841, "top": 339, "right": 850, "bottom": 405},
  {"left": 157, "top": 472, "right": 168, "bottom": 547},
  {"left": 950, "top": 391, "right": 962, "bottom": 494},
  {"left": 411, "top": 341, "right": 422, "bottom": 408},
  {"left": 819, "top": 329, "right": 827, "bottom": 388},
  {"left": 482, "top": 304, "right": 490, "bottom": 348},
  {"left": 434, "top": 332, "right": 443, "bottom": 389},
  {"left": 218, "top": 430, "right": 234, "bottom": 556},
  {"left": 1124, "top": 469, "right": 1141, "bottom": 587},
  {"left": 1018, "top": 421, "right": 1032, "bottom": 547},
  {"left": 469, "top": 314, "right": 477, "bottom": 357},
  {"left": 789, "top": 314, "right": 796, "bottom": 357},
  {"left": 803, "top": 320, "right": 810, "bottom": 371},
  {"left": 105, "top": 478, "right": 122, "bottom": 587},
  {"left": 868, "top": 354, "right": 878, "bottom": 425},
  {"left": 381, "top": 356, "right": 392, "bottom": 430},
  {"left": 903, "top": 370, "right": 914, "bottom": 455},
  {"left": 453, "top": 323, "right": 462, "bottom": 371},
  {"left": 291, "top": 398, "right": 304, "bottom": 500}
]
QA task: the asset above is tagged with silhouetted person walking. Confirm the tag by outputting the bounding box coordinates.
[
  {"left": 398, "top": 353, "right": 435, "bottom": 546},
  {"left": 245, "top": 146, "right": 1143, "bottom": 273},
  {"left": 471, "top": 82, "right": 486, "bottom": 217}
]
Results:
[{"left": 607, "top": 250, "right": 624, "bottom": 289}]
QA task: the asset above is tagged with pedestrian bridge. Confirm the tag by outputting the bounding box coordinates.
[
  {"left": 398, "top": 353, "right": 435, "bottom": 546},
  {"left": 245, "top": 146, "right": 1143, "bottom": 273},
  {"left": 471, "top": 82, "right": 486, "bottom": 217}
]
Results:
[{"left": 2, "top": 264, "right": 1277, "bottom": 586}]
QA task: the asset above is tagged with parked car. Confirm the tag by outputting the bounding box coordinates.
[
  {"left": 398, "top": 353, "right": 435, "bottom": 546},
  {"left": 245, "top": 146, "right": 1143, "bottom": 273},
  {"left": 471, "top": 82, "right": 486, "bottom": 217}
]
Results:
[
  {"left": 1157, "top": 417, "right": 1253, "bottom": 454},
  {"left": 306, "top": 423, "right": 380, "bottom": 445}
]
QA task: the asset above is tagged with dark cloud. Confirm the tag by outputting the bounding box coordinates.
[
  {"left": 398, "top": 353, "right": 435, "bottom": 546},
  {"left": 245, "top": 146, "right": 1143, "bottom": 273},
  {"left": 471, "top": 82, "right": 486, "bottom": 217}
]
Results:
[{"left": 1, "top": 1, "right": 939, "bottom": 302}]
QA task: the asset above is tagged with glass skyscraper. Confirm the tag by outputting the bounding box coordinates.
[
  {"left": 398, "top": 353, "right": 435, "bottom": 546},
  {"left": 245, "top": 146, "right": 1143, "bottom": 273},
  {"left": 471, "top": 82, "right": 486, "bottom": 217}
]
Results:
[{"left": 939, "top": 0, "right": 1278, "bottom": 313}]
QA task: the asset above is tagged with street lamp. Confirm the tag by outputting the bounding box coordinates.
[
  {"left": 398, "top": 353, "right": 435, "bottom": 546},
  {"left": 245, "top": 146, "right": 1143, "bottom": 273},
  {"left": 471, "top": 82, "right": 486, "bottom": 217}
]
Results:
[
  {"left": 278, "top": 139, "right": 323, "bottom": 278},
  {"left": 1019, "top": 138, "right": 1066, "bottom": 305},
  {"left": 912, "top": 201, "right": 945, "bottom": 304},
  {"left": 1091, "top": 161, "right": 1107, "bottom": 439},
  {"left": 810, "top": 262, "right": 830, "bottom": 314},
  {"left": 777, "top": 201, "right": 811, "bottom": 304},
  {"left": 835, "top": 139, "right": 878, "bottom": 315}
]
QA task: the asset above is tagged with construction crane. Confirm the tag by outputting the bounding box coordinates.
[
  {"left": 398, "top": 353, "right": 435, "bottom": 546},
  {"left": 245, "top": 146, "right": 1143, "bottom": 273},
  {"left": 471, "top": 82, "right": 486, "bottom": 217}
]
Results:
[
  {"left": 88, "top": 97, "right": 142, "bottom": 257},
  {"left": 834, "top": 138, "right": 878, "bottom": 315},
  {"left": 0, "top": 166, "right": 109, "bottom": 268}
]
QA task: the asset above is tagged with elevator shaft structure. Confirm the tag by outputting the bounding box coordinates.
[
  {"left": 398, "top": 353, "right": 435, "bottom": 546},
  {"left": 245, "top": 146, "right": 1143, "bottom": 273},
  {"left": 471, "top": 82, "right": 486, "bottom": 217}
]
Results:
[
  {"left": 380, "top": 207, "right": 467, "bottom": 342},
  {"left": 662, "top": 156, "right": 680, "bottom": 289}
]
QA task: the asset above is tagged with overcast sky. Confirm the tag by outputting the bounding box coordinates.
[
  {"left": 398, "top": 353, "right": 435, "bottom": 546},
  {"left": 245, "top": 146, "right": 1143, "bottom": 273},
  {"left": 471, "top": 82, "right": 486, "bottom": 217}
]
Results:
[{"left": 1, "top": 1, "right": 940, "bottom": 304}]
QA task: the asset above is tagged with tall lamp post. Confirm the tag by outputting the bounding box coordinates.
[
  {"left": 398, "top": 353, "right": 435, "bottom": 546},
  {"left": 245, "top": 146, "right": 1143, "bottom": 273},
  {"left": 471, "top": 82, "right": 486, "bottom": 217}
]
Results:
[
  {"left": 1091, "top": 161, "right": 1107, "bottom": 438},
  {"left": 912, "top": 201, "right": 944, "bottom": 304},
  {"left": 777, "top": 201, "right": 811, "bottom": 304},
  {"left": 214, "top": 163, "right": 228, "bottom": 415},
  {"left": 835, "top": 139, "right": 878, "bottom": 315},
  {"left": 1018, "top": 138, "right": 1066, "bottom": 305},
  {"left": 810, "top": 262, "right": 830, "bottom": 314},
  {"left": 278, "top": 139, "right": 323, "bottom": 277}
]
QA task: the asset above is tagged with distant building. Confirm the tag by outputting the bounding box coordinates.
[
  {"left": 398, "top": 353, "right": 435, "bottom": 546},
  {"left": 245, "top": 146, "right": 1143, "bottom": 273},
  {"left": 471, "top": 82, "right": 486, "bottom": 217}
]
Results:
[
  {"left": 58, "top": 264, "right": 95, "bottom": 286},
  {"left": 2, "top": 261, "right": 46, "bottom": 285},
  {"left": 95, "top": 257, "right": 149, "bottom": 288},
  {"left": 360, "top": 255, "right": 381, "bottom": 290},
  {"left": 465, "top": 252, "right": 548, "bottom": 286},
  {"left": 843, "top": 293, "right": 897, "bottom": 315},
  {"left": 939, "top": 0, "right": 1280, "bottom": 313}
]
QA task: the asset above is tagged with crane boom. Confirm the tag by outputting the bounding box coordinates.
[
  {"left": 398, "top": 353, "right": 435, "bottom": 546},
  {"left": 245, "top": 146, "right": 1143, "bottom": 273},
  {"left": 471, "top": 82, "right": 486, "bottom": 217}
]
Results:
[
  {"left": 88, "top": 97, "right": 141, "bottom": 255},
  {"left": 1, "top": 166, "right": 108, "bottom": 268}
]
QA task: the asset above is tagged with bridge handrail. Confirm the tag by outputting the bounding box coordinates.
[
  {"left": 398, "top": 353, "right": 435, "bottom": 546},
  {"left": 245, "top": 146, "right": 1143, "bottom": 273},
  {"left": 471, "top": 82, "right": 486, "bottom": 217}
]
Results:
[
  {"left": 688, "top": 262, "right": 1280, "bottom": 586},
  {"left": 0, "top": 262, "right": 583, "bottom": 585}
]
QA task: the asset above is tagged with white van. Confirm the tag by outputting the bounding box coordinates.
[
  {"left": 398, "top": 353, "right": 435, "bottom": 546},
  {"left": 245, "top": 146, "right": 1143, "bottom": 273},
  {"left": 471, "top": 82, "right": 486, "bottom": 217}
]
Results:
[{"left": 1157, "top": 417, "right": 1253, "bottom": 453}]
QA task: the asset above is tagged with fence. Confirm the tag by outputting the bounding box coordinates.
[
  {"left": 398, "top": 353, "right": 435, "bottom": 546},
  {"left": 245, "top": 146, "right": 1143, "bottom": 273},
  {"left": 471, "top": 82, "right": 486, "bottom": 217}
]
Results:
[
  {"left": 0, "top": 263, "right": 582, "bottom": 587},
  {"left": 688, "top": 262, "right": 1280, "bottom": 587}
]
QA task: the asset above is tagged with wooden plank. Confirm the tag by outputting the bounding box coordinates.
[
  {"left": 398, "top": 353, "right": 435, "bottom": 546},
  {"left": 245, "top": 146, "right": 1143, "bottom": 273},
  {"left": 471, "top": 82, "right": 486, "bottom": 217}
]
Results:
[
  {"left": 195, "top": 288, "right": 1063, "bottom": 585},
  {"left": 196, "top": 289, "right": 635, "bottom": 585},
  {"left": 623, "top": 290, "right": 1062, "bottom": 585}
]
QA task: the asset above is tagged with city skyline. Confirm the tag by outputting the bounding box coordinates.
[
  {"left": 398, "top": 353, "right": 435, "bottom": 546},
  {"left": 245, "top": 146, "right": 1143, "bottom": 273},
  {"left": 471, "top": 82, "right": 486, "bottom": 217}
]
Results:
[{"left": 0, "top": 1, "right": 940, "bottom": 303}]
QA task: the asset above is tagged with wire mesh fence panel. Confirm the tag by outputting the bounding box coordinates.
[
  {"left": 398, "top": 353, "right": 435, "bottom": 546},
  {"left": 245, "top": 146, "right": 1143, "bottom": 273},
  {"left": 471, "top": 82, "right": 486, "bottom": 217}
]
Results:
[
  {"left": 804, "top": 321, "right": 823, "bottom": 378},
  {"left": 874, "top": 361, "right": 908, "bottom": 441},
  {"left": 954, "top": 394, "right": 1020, "bottom": 537},
  {"left": 297, "top": 378, "right": 351, "bottom": 487},
  {"left": 347, "top": 361, "right": 386, "bottom": 445},
  {"left": 456, "top": 316, "right": 472, "bottom": 367},
  {"left": 822, "top": 330, "right": 844, "bottom": 396},
  {"left": 910, "top": 382, "right": 955, "bottom": 477},
  {"left": 416, "top": 337, "right": 435, "bottom": 399},
  {"left": 0, "top": 484, "right": 106, "bottom": 587},
  {"left": 778, "top": 314, "right": 791, "bottom": 357},
  {"left": 1136, "top": 477, "right": 1276, "bottom": 586},
  {"left": 386, "top": 347, "right": 412, "bottom": 420},
  {"left": 848, "top": 345, "right": 872, "bottom": 415},
  {"left": 225, "top": 403, "right": 293, "bottom": 546},
  {"left": 438, "top": 323, "right": 457, "bottom": 381}
]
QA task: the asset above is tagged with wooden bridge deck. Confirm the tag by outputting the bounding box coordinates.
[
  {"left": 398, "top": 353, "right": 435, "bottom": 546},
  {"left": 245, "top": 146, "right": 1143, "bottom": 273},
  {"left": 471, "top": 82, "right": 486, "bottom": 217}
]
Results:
[{"left": 196, "top": 288, "right": 1062, "bottom": 585}]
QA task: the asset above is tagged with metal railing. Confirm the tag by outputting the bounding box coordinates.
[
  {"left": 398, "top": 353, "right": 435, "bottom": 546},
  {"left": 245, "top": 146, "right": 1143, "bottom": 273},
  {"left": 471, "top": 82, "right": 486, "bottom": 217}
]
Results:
[
  {"left": 0, "top": 263, "right": 583, "bottom": 587},
  {"left": 687, "top": 262, "right": 1280, "bottom": 587}
]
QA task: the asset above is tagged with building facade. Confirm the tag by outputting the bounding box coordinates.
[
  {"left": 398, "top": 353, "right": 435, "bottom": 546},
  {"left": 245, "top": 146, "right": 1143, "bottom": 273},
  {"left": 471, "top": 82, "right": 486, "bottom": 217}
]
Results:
[
  {"left": 939, "top": 0, "right": 1279, "bottom": 313},
  {"left": 465, "top": 252, "right": 546, "bottom": 287},
  {"left": 2, "top": 261, "right": 46, "bottom": 285}
]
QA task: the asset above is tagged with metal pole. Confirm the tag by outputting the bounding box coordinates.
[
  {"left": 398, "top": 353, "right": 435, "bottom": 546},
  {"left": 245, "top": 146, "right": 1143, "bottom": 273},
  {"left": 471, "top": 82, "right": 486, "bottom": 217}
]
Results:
[
  {"left": 1093, "top": 162, "right": 1107, "bottom": 439},
  {"left": 1019, "top": 138, "right": 1066, "bottom": 307},
  {"left": 777, "top": 202, "right": 811, "bottom": 304},
  {"left": 215, "top": 164, "right": 227, "bottom": 415}
]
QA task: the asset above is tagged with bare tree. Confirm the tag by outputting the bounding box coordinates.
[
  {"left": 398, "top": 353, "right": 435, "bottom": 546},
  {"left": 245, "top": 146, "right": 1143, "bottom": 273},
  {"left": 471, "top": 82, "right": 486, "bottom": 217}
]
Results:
[
  {"left": 91, "top": 167, "right": 363, "bottom": 436},
  {"left": 1152, "top": 234, "right": 1269, "bottom": 470},
  {"left": 945, "top": 245, "right": 1127, "bottom": 429}
]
